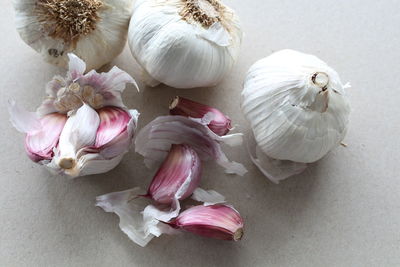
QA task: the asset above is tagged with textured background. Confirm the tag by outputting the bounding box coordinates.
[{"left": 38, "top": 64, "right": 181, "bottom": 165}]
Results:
[{"left": 1, "top": 0, "right": 399, "bottom": 266}]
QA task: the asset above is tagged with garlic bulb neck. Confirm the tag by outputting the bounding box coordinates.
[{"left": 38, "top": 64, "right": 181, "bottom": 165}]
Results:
[
  {"left": 311, "top": 72, "right": 329, "bottom": 91},
  {"left": 36, "top": 0, "right": 103, "bottom": 45},
  {"left": 180, "top": 0, "right": 223, "bottom": 28},
  {"left": 309, "top": 72, "right": 330, "bottom": 112}
]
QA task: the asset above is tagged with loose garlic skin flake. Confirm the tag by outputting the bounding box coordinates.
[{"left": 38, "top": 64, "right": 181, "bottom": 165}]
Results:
[
  {"left": 128, "top": 0, "right": 242, "bottom": 88},
  {"left": 242, "top": 50, "right": 351, "bottom": 182},
  {"left": 14, "top": 0, "right": 133, "bottom": 70}
]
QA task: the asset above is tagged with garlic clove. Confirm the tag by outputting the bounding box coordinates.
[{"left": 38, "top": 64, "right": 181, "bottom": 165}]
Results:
[
  {"left": 54, "top": 104, "right": 100, "bottom": 174},
  {"left": 135, "top": 115, "right": 247, "bottom": 176},
  {"left": 147, "top": 144, "right": 202, "bottom": 204},
  {"left": 25, "top": 113, "right": 68, "bottom": 162},
  {"left": 95, "top": 107, "right": 133, "bottom": 149},
  {"left": 8, "top": 100, "right": 67, "bottom": 162},
  {"left": 169, "top": 96, "right": 232, "bottom": 136},
  {"left": 168, "top": 204, "right": 244, "bottom": 241}
]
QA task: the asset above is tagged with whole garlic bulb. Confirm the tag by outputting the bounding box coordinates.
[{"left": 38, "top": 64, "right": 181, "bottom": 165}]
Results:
[
  {"left": 13, "top": 0, "right": 133, "bottom": 70},
  {"left": 242, "top": 50, "right": 350, "bottom": 180},
  {"left": 128, "top": 0, "right": 242, "bottom": 88}
]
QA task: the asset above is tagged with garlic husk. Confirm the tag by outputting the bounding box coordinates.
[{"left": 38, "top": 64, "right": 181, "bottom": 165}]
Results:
[
  {"left": 191, "top": 187, "right": 226, "bottom": 206},
  {"left": 8, "top": 53, "right": 139, "bottom": 178},
  {"left": 168, "top": 204, "right": 244, "bottom": 241},
  {"left": 246, "top": 132, "right": 307, "bottom": 184},
  {"left": 128, "top": 0, "right": 242, "bottom": 88},
  {"left": 135, "top": 115, "right": 247, "bottom": 176},
  {"left": 96, "top": 187, "right": 179, "bottom": 247},
  {"left": 13, "top": 0, "right": 133, "bottom": 70},
  {"left": 242, "top": 49, "right": 351, "bottom": 180},
  {"left": 169, "top": 96, "right": 232, "bottom": 136}
]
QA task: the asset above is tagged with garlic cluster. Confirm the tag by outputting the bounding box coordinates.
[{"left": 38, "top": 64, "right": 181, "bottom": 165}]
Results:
[
  {"left": 96, "top": 145, "right": 243, "bottom": 247},
  {"left": 96, "top": 100, "right": 245, "bottom": 246},
  {"left": 242, "top": 50, "right": 351, "bottom": 183},
  {"left": 8, "top": 54, "right": 139, "bottom": 178},
  {"left": 14, "top": 0, "right": 133, "bottom": 70},
  {"left": 128, "top": 0, "right": 242, "bottom": 88}
]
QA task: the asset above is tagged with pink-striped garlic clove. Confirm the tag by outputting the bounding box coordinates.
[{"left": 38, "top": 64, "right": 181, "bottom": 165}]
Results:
[
  {"left": 25, "top": 113, "right": 67, "bottom": 162},
  {"left": 147, "top": 144, "right": 202, "bottom": 204},
  {"left": 169, "top": 204, "right": 244, "bottom": 241},
  {"left": 169, "top": 96, "right": 232, "bottom": 136},
  {"left": 94, "top": 107, "right": 132, "bottom": 149}
]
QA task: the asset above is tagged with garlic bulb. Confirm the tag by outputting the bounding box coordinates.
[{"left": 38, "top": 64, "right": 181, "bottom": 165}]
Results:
[
  {"left": 14, "top": 0, "right": 133, "bottom": 70},
  {"left": 242, "top": 49, "right": 351, "bottom": 182},
  {"left": 8, "top": 54, "right": 139, "bottom": 178},
  {"left": 128, "top": 0, "right": 242, "bottom": 88}
]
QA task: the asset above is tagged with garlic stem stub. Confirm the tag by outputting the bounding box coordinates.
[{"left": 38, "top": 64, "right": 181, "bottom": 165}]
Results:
[
  {"left": 14, "top": 0, "right": 133, "bottom": 70},
  {"left": 169, "top": 96, "right": 232, "bottom": 136},
  {"left": 8, "top": 54, "right": 139, "bottom": 178},
  {"left": 242, "top": 49, "right": 351, "bottom": 183},
  {"left": 128, "top": 0, "right": 242, "bottom": 88}
]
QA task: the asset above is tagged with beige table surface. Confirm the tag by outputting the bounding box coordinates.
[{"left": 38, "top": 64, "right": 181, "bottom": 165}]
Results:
[{"left": 1, "top": 0, "right": 399, "bottom": 266}]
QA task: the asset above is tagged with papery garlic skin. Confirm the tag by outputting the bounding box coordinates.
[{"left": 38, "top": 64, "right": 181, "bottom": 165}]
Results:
[
  {"left": 128, "top": 0, "right": 242, "bottom": 88},
  {"left": 135, "top": 115, "right": 247, "bottom": 176},
  {"left": 14, "top": 0, "right": 133, "bottom": 70},
  {"left": 169, "top": 96, "right": 232, "bottom": 136},
  {"left": 168, "top": 204, "right": 244, "bottom": 241},
  {"left": 242, "top": 49, "right": 351, "bottom": 164},
  {"left": 9, "top": 54, "right": 139, "bottom": 178}
]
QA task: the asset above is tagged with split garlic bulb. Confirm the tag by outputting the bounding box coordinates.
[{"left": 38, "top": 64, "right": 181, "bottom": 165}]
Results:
[
  {"left": 8, "top": 54, "right": 139, "bottom": 178},
  {"left": 128, "top": 0, "right": 242, "bottom": 88},
  {"left": 14, "top": 0, "right": 133, "bottom": 70},
  {"left": 242, "top": 50, "right": 351, "bottom": 182}
]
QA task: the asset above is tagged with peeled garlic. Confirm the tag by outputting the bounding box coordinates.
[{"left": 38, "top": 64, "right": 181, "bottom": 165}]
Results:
[
  {"left": 242, "top": 49, "right": 351, "bottom": 183},
  {"left": 8, "top": 54, "right": 139, "bottom": 178},
  {"left": 128, "top": 0, "right": 242, "bottom": 88},
  {"left": 13, "top": 0, "right": 133, "bottom": 70}
]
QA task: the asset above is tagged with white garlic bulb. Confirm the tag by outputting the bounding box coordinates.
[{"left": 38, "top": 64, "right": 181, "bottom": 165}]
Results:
[
  {"left": 242, "top": 50, "right": 351, "bottom": 182},
  {"left": 128, "top": 0, "right": 242, "bottom": 88},
  {"left": 14, "top": 0, "right": 133, "bottom": 70}
]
